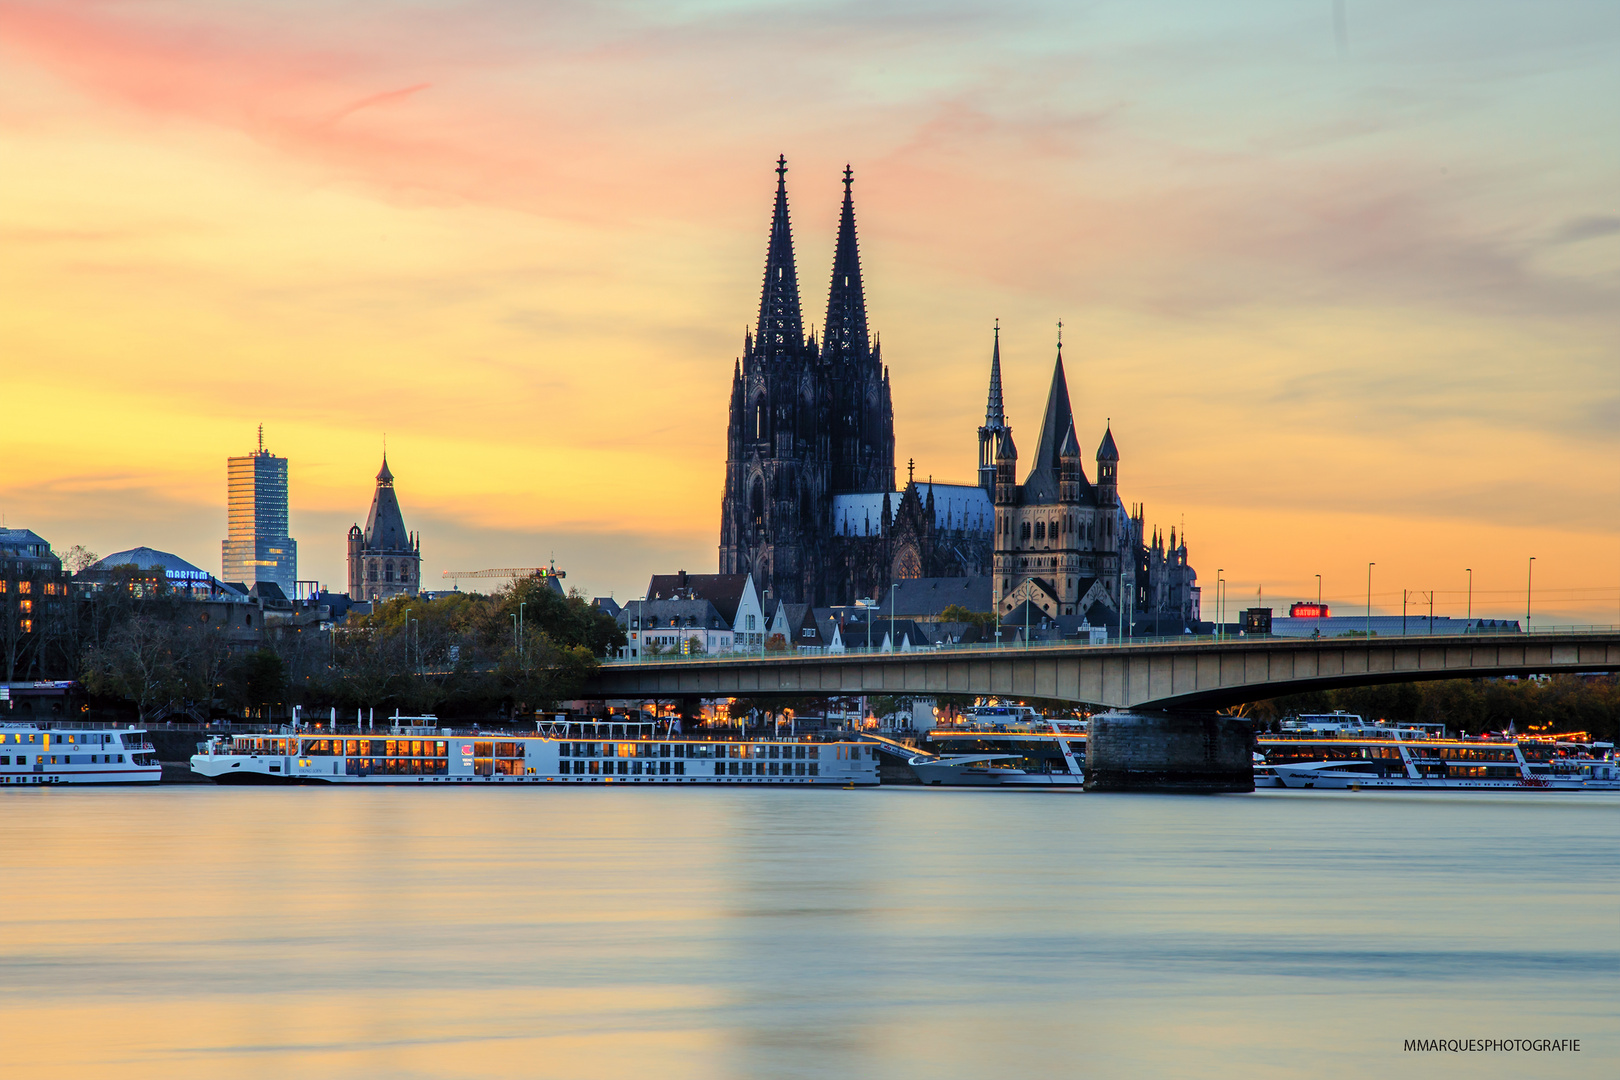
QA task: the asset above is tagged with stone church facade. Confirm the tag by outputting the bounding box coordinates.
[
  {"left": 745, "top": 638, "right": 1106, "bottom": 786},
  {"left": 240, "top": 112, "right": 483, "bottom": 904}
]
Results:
[
  {"left": 718, "top": 159, "right": 1199, "bottom": 628},
  {"left": 347, "top": 456, "right": 421, "bottom": 602}
]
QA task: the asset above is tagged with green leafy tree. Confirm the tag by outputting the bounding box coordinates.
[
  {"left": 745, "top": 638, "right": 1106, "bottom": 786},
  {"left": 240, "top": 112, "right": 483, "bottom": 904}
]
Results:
[{"left": 938, "top": 604, "right": 998, "bottom": 630}]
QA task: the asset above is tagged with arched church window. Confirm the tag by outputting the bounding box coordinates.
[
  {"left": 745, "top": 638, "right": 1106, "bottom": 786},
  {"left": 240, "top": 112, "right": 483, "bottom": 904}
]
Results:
[
  {"left": 385, "top": 562, "right": 395, "bottom": 583},
  {"left": 1035, "top": 522, "right": 1045, "bottom": 540},
  {"left": 367, "top": 564, "right": 377, "bottom": 583}
]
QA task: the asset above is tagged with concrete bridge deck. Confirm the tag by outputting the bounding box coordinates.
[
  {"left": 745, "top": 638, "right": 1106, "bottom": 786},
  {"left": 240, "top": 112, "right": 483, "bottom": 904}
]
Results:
[{"left": 583, "top": 630, "right": 1620, "bottom": 710}]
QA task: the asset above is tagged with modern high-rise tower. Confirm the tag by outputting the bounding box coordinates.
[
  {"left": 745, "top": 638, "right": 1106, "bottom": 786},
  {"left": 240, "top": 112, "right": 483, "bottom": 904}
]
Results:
[{"left": 222, "top": 425, "right": 297, "bottom": 594}]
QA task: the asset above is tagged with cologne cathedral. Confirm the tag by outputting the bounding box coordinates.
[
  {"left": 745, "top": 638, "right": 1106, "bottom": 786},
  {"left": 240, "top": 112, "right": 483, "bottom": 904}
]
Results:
[{"left": 718, "top": 159, "right": 1199, "bottom": 629}]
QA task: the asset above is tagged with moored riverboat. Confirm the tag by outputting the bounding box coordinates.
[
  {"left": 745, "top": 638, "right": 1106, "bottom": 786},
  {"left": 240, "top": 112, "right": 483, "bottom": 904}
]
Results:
[
  {"left": 908, "top": 719, "right": 1086, "bottom": 787},
  {"left": 1255, "top": 718, "right": 1617, "bottom": 791},
  {"left": 1, "top": 723, "right": 162, "bottom": 785},
  {"left": 190, "top": 716, "right": 880, "bottom": 785}
]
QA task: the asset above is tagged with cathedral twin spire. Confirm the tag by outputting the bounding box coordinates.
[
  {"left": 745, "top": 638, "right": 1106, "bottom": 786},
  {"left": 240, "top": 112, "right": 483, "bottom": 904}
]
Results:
[
  {"left": 823, "top": 165, "right": 870, "bottom": 365},
  {"left": 756, "top": 155, "right": 805, "bottom": 360},
  {"left": 752, "top": 156, "right": 872, "bottom": 370}
]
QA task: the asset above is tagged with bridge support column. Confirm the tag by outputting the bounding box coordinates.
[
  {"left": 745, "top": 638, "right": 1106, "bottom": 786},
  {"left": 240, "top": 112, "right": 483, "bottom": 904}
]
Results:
[{"left": 1084, "top": 710, "right": 1254, "bottom": 793}]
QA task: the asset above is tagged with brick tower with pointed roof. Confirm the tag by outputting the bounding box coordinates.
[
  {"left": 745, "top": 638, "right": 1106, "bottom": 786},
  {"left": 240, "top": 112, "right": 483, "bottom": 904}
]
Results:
[
  {"left": 989, "top": 331, "right": 1124, "bottom": 620},
  {"left": 347, "top": 454, "right": 421, "bottom": 602}
]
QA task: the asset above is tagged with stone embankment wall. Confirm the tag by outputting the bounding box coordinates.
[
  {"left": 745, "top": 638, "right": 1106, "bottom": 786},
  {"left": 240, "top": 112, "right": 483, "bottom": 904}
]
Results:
[{"left": 1085, "top": 710, "right": 1254, "bottom": 793}]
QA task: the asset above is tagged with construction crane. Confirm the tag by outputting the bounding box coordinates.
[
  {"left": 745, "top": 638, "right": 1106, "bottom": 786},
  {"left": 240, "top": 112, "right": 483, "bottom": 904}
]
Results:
[{"left": 441, "top": 562, "right": 566, "bottom": 587}]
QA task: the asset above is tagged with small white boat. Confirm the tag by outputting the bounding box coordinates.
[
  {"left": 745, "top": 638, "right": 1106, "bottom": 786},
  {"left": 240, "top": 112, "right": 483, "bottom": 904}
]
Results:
[{"left": 1, "top": 723, "right": 162, "bottom": 785}]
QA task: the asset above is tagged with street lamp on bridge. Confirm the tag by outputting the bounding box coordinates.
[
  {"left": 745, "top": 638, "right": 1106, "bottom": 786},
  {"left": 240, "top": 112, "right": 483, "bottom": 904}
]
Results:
[
  {"left": 1527, "top": 557, "right": 1536, "bottom": 631},
  {"left": 1365, "top": 563, "right": 1375, "bottom": 639}
]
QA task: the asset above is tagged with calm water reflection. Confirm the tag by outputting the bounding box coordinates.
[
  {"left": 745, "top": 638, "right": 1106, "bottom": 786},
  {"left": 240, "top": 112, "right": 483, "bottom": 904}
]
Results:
[{"left": 2, "top": 786, "right": 1615, "bottom": 1078}]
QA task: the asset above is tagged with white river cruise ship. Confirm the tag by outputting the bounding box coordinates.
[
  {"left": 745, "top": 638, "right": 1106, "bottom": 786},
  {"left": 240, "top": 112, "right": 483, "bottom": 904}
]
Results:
[
  {"left": 192, "top": 716, "right": 880, "bottom": 786},
  {"left": 1, "top": 724, "right": 162, "bottom": 785},
  {"left": 1255, "top": 715, "right": 1618, "bottom": 791}
]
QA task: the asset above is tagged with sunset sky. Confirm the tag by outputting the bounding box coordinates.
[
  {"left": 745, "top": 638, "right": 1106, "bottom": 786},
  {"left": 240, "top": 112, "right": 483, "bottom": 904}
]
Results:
[{"left": 2, "top": 0, "right": 1617, "bottom": 621}]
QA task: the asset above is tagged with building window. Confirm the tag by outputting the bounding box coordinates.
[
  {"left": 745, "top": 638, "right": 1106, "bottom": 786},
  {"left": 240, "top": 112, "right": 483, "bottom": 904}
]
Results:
[{"left": 385, "top": 562, "right": 394, "bottom": 583}]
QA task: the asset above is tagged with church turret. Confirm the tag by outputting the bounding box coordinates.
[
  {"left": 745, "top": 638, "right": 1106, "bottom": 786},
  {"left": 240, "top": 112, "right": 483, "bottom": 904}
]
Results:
[
  {"left": 1096, "top": 422, "right": 1119, "bottom": 508},
  {"left": 994, "top": 430, "right": 1018, "bottom": 506},
  {"left": 1058, "top": 422, "right": 1081, "bottom": 503},
  {"left": 977, "top": 322, "right": 1008, "bottom": 494},
  {"left": 346, "top": 524, "right": 364, "bottom": 596}
]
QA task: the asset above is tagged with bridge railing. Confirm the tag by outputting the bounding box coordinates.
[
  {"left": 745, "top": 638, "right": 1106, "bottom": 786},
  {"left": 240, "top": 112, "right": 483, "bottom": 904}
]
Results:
[{"left": 604, "top": 624, "right": 1620, "bottom": 666}]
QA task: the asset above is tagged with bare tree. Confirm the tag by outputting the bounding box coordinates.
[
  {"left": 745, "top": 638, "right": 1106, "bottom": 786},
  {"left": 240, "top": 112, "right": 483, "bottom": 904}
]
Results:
[{"left": 81, "top": 611, "right": 189, "bottom": 723}]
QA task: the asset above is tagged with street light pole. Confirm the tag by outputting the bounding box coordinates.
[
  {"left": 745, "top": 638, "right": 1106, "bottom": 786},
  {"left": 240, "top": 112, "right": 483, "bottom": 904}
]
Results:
[
  {"left": 519, "top": 602, "right": 526, "bottom": 661},
  {"left": 1526, "top": 556, "right": 1535, "bottom": 631},
  {"left": 1117, "top": 569, "right": 1124, "bottom": 644},
  {"left": 1316, "top": 573, "right": 1322, "bottom": 637},
  {"left": 1466, "top": 568, "right": 1473, "bottom": 623},
  {"left": 1366, "top": 563, "right": 1375, "bottom": 638},
  {"left": 891, "top": 582, "right": 900, "bottom": 652},
  {"left": 1215, "top": 569, "right": 1223, "bottom": 640}
]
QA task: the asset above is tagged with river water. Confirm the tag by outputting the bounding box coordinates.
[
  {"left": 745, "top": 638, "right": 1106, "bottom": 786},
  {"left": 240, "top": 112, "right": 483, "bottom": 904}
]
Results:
[{"left": 2, "top": 786, "right": 1614, "bottom": 1079}]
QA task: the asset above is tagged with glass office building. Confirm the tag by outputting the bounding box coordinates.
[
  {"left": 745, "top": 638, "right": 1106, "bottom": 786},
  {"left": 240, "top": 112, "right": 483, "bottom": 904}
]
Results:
[{"left": 222, "top": 429, "right": 297, "bottom": 594}]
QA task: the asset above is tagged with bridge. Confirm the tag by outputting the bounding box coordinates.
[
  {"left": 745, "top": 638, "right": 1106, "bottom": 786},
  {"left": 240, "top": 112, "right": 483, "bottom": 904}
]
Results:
[{"left": 583, "top": 630, "right": 1620, "bottom": 710}]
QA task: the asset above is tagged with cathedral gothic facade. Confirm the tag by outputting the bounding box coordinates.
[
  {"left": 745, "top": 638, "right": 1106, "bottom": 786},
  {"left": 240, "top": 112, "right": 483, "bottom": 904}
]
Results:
[{"left": 718, "top": 159, "right": 1199, "bottom": 629}]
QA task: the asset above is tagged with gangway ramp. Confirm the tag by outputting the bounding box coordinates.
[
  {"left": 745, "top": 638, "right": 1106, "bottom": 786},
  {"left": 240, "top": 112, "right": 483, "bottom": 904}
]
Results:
[{"left": 854, "top": 732, "right": 937, "bottom": 762}]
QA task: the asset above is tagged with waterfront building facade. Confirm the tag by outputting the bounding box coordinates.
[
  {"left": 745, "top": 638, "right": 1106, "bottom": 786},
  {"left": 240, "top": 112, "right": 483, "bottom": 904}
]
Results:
[
  {"left": 716, "top": 159, "right": 1200, "bottom": 630},
  {"left": 644, "top": 571, "right": 766, "bottom": 654},
  {"left": 0, "top": 528, "right": 70, "bottom": 682},
  {"left": 222, "top": 427, "right": 297, "bottom": 594},
  {"left": 347, "top": 456, "right": 422, "bottom": 602}
]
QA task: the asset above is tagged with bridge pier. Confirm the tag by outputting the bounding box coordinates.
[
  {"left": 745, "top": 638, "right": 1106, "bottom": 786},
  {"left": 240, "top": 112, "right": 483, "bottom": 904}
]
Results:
[{"left": 1084, "top": 710, "right": 1254, "bottom": 793}]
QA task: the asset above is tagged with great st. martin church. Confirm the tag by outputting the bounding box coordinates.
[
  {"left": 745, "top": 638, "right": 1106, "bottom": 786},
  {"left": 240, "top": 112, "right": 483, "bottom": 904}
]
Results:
[{"left": 718, "top": 158, "right": 1199, "bottom": 629}]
